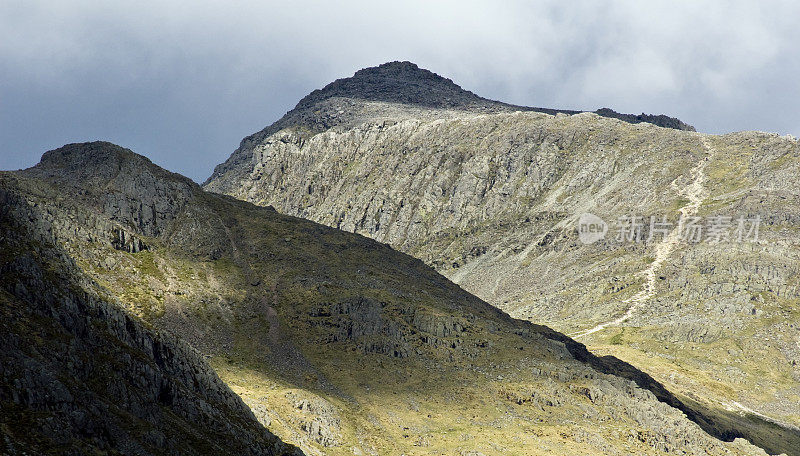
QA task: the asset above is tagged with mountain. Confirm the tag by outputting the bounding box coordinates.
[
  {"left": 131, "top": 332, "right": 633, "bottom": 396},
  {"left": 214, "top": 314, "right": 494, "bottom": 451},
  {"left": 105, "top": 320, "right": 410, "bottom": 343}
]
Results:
[
  {"left": 204, "top": 63, "right": 800, "bottom": 453},
  {"left": 1, "top": 141, "right": 788, "bottom": 454},
  {"left": 0, "top": 144, "right": 300, "bottom": 455},
  {"left": 204, "top": 61, "right": 693, "bottom": 194}
]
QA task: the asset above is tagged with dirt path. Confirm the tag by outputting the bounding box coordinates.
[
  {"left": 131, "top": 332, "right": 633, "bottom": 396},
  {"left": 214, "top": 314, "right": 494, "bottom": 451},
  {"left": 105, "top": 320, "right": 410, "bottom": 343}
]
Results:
[
  {"left": 723, "top": 400, "right": 800, "bottom": 432},
  {"left": 571, "top": 136, "right": 713, "bottom": 339}
]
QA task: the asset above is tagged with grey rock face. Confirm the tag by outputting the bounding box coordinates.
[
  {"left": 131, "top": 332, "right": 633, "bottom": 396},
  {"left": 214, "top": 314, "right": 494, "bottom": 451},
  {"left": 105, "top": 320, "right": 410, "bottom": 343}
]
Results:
[
  {"left": 112, "top": 227, "right": 148, "bottom": 252},
  {"left": 30, "top": 141, "right": 195, "bottom": 238},
  {"left": 285, "top": 392, "right": 341, "bottom": 447}
]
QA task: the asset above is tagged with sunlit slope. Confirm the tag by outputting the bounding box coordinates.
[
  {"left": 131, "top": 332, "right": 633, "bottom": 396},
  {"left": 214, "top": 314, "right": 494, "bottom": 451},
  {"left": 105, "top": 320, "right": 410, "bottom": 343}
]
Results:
[{"left": 205, "top": 77, "right": 800, "bottom": 438}]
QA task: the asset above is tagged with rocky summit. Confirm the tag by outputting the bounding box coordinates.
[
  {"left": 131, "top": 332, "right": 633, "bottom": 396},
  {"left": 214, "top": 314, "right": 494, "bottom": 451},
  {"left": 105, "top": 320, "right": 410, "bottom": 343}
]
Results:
[
  {"left": 204, "top": 62, "right": 800, "bottom": 454},
  {"left": 204, "top": 61, "right": 693, "bottom": 196}
]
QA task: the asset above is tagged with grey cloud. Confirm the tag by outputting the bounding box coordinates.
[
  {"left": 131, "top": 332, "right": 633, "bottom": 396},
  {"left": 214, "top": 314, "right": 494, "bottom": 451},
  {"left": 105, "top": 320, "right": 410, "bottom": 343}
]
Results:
[{"left": 1, "top": 0, "right": 798, "bottom": 182}]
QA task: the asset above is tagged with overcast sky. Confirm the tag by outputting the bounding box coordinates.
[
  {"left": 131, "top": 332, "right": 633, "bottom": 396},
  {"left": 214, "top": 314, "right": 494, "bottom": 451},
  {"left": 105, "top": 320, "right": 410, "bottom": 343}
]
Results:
[{"left": 2, "top": 1, "right": 799, "bottom": 182}]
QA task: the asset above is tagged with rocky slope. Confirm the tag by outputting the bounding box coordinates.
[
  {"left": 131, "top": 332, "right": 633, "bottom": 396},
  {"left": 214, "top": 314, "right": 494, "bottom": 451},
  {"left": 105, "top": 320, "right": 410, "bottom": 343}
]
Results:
[
  {"left": 0, "top": 149, "right": 300, "bottom": 455},
  {"left": 0, "top": 141, "right": 788, "bottom": 454},
  {"left": 204, "top": 62, "right": 800, "bottom": 451}
]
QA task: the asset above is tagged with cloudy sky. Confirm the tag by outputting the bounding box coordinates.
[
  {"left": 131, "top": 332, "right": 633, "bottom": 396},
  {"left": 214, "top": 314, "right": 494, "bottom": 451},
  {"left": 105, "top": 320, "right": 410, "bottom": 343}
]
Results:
[{"left": 2, "top": 1, "right": 798, "bottom": 182}]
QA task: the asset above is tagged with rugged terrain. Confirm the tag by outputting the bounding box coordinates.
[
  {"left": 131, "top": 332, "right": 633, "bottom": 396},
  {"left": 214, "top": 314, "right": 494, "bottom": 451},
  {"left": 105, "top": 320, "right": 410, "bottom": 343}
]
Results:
[
  {"left": 0, "top": 149, "right": 299, "bottom": 455},
  {"left": 204, "top": 62, "right": 800, "bottom": 451},
  {"left": 1, "top": 141, "right": 791, "bottom": 454}
]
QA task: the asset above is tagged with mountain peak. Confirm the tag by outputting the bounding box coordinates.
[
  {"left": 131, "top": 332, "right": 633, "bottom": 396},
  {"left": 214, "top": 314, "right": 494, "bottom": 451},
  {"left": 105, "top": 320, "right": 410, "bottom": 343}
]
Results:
[
  {"left": 353, "top": 60, "right": 430, "bottom": 76},
  {"left": 34, "top": 141, "right": 195, "bottom": 187},
  {"left": 280, "top": 62, "right": 694, "bottom": 131},
  {"left": 38, "top": 141, "right": 146, "bottom": 174},
  {"left": 294, "top": 61, "right": 495, "bottom": 110},
  {"left": 351, "top": 61, "right": 453, "bottom": 86},
  {"left": 23, "top": 141, "right": 197, "bottom": 238}
]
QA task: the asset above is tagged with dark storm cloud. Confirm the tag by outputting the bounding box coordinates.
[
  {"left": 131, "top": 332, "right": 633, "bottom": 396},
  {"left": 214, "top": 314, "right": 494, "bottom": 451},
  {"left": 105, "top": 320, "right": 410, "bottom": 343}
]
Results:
[{"left": 2, "top": 0, "right": 798, "bottom": 182}]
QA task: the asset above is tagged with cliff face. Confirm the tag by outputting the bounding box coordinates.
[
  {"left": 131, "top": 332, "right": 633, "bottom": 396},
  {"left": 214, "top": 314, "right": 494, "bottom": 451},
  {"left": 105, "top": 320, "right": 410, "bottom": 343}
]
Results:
[
  {"left": 204, "top": 62, "right": 800, "bottom": 445},
  {"left": 1, "top": 141, "right": 784, "bottom": 455}
]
